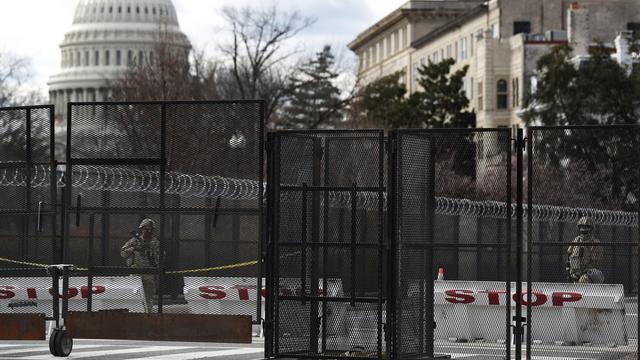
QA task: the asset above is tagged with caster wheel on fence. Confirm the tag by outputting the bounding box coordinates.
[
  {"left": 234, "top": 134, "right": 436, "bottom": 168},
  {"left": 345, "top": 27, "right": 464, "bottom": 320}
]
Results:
[
  {"left": 49, "top": 329, "right": 73, "bottom": 357},
  {"left": 49, "top": 329, "right": 60, "bottom": 356}
]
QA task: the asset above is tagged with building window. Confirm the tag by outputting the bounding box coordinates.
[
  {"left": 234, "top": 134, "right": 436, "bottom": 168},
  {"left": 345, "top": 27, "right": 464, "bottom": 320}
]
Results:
[
  {"left": 628, "top": 22, "right": 640, "bottom": 33},
  {"left": 386, "top": 36, "right": 391, "bottom": 56},
  {"left": 512, "top": 77, "right": 520, "bottom": 107},
  {"left": 127, "top": 6, "right": 131, "bottom": 13},
  {"left": 491, "top": 24, "right": 499, "bottom": 38},
  {"left": 136, "top": 6, "right": 140, "bottom": 14},
  {"left": 497, "top": 79, "right": 508, "bottom": 109},
  {"left": 461, "top": 38, "right": 467, "bottom": 60},
  {"left": 462, "top": 78, "right": 467, "bottom": 97},
  {"left": 478, "top": 81, "right": 483, "bottom": 111},
  {"left": 432, "top": 51, "right": 438, "bottom": 62},
  {"left": 399, "top": 28, "right": 404, "bottom": 49},
  {"left": 149, "top": 51, "right": 154, "bottom": 65},
  {"left": 127, "top": 50, "right": 133, "bottom": 66},
  {"left": 454, "top": 41, "right": 458, "bottom": 60},
  {"left": 513, "top": 21, "right": 531, "bottom": 35},
  {"left": 470, "top": 34, "right": 474, "bottom": 56},
  {"left": 139, "top": 50, "right": 144, "bottom": 66},
  {"left": 105, "top": 50, "right": 110, "bottom": 65},
  {"left": 470, "top": 77, "right": 474, "bottom": 100},
  {"left": 76, "top": 52, "right": 81, "bottom": 67},
  {"left": 440, "top": 49, "right": 444, "bottom": 60},
  {"left": 109, "top": 6, "right": 113, "bottom": 13},
  {"left": 145, "top": 7, "right": 148, "bottom": 14},
  {"left": 403, "top": 26, "right": 408, "bottom": 48},
  {"left": 412, "top": 62, "right": 419, "bottom": 83},
  {"left": 118, "top": 6, "right": 121, "bottom": 13},
  {"left": 446, "top": 45, "right": 452, "bottom": 59},
  {"left": 153, "top": 7, "right": 156, "bottom": 15},
  {"left": 373, "top": 43, "right": 380, "bottom": 64},
  {"left": 116, "top": 50, "right": 121, "bottom": 65},
  {"left": 394, "top": 31, "right": 399, "bottom": 52},
  {"left": 94, "top": 50, "right": 99, "bottom": 66}
]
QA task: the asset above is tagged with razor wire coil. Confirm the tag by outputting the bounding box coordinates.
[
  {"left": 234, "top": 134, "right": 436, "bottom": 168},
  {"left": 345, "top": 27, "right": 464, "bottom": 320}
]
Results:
[{"left": 0, "top": 165, "right": 637, "bottom": 226}]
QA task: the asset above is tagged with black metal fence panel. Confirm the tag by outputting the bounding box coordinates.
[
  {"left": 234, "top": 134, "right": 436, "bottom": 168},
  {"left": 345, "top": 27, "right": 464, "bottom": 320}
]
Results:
[
  {"left": 390, "top": 129, "right": 512, "bottom": 360},
  {"left": 62, "top": 101, "right": 264, "bottom": 324},
  {"left": 268, "top": 130, "right": 387, "bottom": 359},
  {"left": 0, "top": 105, "right": 56, "bottom": 318},
  {"left": 527, "top": 126, "right": 640, "bottom": 359}
]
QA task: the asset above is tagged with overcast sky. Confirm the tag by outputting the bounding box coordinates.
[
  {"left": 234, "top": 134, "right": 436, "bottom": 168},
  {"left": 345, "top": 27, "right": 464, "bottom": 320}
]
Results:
[{"left": 0, "top": 0, "right": 406, "bottom": 95}]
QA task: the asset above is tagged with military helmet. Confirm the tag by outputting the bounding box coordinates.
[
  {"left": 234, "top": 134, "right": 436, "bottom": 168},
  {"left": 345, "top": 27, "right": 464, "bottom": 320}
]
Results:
[
  {"left": 139, "top": 218, "right": 155, "bottom": 229},
  {"left": 577, "top": 216, "right": 593, "bottom": 228}
]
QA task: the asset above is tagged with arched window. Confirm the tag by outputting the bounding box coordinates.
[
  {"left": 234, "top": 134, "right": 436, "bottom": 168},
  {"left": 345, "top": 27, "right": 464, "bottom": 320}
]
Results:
[
  {"left": 138, "top": 50, "right": 144, "bottom": 66},
  {"left": 496, "top": 79, "right": 508, "bottom": 109},
  {"left": 105, "top": 50, "right": 110, "bottom": 66},
  {"left": 127, "top": 50, "right": 133, "bottom": 66},
  {"left": 116, "top": 50, "right": 121, "bottom": 65}
]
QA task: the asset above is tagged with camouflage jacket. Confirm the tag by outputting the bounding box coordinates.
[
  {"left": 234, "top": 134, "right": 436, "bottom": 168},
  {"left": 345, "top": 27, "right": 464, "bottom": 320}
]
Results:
[
  {"left": 120, "top": 236, "right": 160, "bottom": 268},
  {"left": 567, "top": 234, "right": 602, "bottom": 273}
]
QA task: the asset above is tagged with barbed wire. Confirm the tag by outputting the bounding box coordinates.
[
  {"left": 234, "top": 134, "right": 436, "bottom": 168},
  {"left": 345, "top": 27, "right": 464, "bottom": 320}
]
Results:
[{"left": 0, "top": 165, "right": 637, "bottom": 226}]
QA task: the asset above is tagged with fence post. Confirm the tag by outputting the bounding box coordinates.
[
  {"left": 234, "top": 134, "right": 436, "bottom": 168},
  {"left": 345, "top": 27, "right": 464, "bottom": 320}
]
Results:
[{"left": 515, "top": 127, "right": 525, "bottom": 359}]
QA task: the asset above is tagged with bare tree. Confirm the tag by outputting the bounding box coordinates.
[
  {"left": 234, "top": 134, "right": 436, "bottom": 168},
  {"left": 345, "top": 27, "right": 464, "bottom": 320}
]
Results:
[
  {"left": 0, "top": 51, "right": 44, "bottom": 107},
  {"left": 218, "top": 5, "right": 315, "bottom": 123},
  {"left": 111, "top": 26, "right": 218, "bottom": 102}
]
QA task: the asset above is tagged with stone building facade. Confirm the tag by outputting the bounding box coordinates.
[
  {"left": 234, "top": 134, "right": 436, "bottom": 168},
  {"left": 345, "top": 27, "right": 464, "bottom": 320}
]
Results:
[
  {"left": 47, "top": 0, "right": 191, "bottom": 123},
  {"left": 348, "top": 0, "right": 640, "bottom": 128}
]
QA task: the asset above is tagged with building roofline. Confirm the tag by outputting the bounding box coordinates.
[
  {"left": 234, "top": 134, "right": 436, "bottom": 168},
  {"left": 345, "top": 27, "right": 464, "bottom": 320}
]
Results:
[
  {"left": 411, "top": 4, "right": 487, "bottom": 49},
  {"left": 348, "top": 0, "right": 485, "bottom": 51}
]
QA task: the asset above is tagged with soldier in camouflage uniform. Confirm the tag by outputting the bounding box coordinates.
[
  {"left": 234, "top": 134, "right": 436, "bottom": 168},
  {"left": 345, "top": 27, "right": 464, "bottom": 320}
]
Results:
[
  {"left": 121, "top": 218, "right": 160, "bottom": 313},
  {"left": 567, "top": 216, "right": 604, "bottom": 283}
]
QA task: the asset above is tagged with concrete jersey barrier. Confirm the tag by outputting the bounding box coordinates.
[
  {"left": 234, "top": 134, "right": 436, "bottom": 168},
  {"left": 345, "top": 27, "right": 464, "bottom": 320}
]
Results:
[{"left": 430, "top": 280, "right": 627, "bottom": 345}]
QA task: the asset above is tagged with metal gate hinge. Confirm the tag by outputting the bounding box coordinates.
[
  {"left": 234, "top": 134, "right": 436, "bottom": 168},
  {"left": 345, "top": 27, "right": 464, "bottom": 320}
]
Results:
[{"left": 512, "top": 137, "right": 527, "bottom": 152}]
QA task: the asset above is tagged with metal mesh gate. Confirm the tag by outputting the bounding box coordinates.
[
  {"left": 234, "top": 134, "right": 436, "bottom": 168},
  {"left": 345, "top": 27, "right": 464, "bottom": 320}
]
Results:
[
  {"left": 527, "top": 125, "right": 640, "bottom": 359},
  {"left": 266, "top": 130, "right": 387, "bottom": 358},
  {"left": 63, "top": 101, "right": 264, "bottom": 326},
  {"left": 389, "top": 129, "right": 512, "bottom": 359},
  {"left": 0, "top": 105, "right": 57, "bottom": 308}
]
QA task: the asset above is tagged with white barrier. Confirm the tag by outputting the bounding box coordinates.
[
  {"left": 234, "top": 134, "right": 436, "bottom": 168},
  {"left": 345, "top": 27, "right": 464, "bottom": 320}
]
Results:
[
  {"left": 0, "top": 276, "right": 628, "bottom": 345},
  {"left": 430, "top": 281, "right": 627, "bottom": 345},
  {"left": 0, "top": 276, "right": 145, "bottom": 313}
]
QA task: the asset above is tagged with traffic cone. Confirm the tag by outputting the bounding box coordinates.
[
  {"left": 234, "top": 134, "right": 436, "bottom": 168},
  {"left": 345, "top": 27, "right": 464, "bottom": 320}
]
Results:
[{"left": 437, "top": 267, "right": 445, "bottom": 281}]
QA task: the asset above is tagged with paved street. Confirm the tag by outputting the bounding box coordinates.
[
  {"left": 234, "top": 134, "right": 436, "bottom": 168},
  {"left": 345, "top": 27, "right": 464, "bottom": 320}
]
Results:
[
  {"left": 0, "top": 338, "right": 636, "bottom": 360},
  {"left": 0, "top": 339, "right": 265, "bottom": 360}
]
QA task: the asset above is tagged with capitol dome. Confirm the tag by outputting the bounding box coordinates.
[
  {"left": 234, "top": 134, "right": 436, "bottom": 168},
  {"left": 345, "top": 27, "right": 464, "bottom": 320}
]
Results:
[{"left": 48, "top": 0, "right": 191, "bottom": 120}]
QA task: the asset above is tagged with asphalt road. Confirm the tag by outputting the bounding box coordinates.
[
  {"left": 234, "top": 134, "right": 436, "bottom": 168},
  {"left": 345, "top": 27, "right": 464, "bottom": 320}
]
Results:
[
  {"left": 0, "top": 339, "right": 265, "bottom": 360},
  {"left": 0, "top": 338, "right": 636, "bottom": 359}
]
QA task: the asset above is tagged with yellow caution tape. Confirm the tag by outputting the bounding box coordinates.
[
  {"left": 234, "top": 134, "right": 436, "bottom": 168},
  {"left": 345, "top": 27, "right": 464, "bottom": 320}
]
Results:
[
  {"left": 0, "top": 251, "right": 301, "bottom": 274},
  {"left": 0, "top": 257, "right": 49, "bottom": 268},
  {"left": 166, "top": 260, "right": 259, "bottom": 274}
]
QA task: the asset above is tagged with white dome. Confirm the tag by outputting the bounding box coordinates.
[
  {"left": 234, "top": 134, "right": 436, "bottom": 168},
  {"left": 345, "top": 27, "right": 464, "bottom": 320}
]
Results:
[
  {"left": 73, "top": 0, "right": 180, "bottom": 26},
  {"left": 48, "top": 0, "right": 191, "bottom": 118}
]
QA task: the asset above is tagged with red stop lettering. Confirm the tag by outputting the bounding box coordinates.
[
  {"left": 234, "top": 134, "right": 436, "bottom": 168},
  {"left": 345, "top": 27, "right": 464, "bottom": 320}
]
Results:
[
  {"left": 0, "top": 286, "right": 15, "bottom": 299},
  {"left": 48, "top": 287, "right": 79, "bottom": 299},
  {"left": 80, "top": 285, "right": 106, "bottom": 298},
  {"left": 236, "top": 287, "right": 249, "bottom": 300},
  {"left": 27, "top": 288, "right": 37, "bottom": 299},
  {"left": 552, "top": 292, "right": 581, "bottom": 306},
  {"left": 486, "top": 290, "right": 508, "bottom": 305},
  {"left": 512, "top": 292, "right": 547, "bottom": 306},
  {"left": 199, "top": 286, "right": 226, "bottom": 300},
  {"left": 445, "top": 289, "right": 474, "bottom": 304}
]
